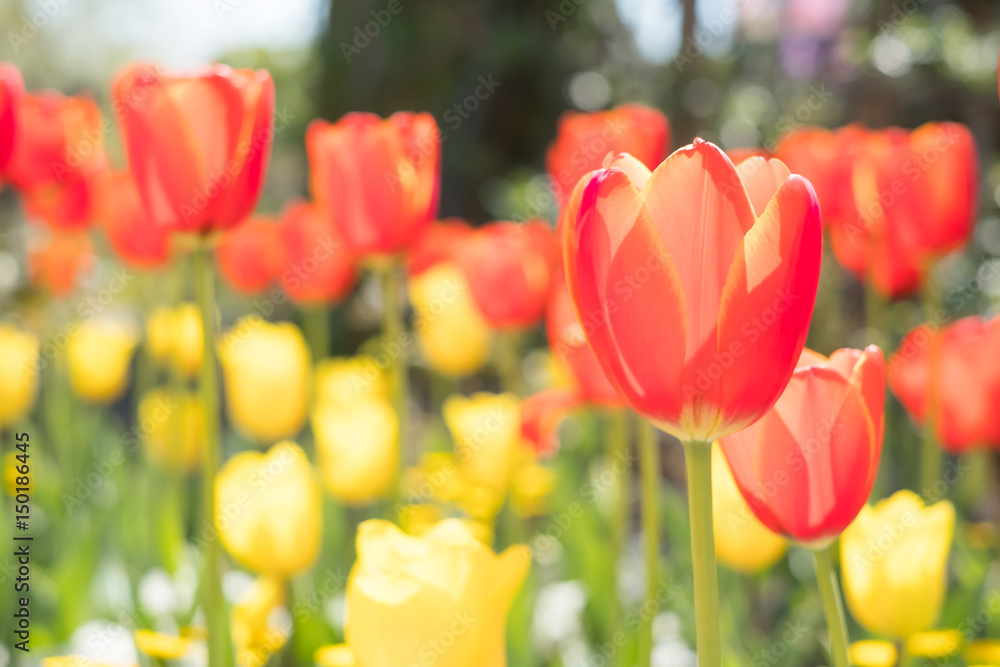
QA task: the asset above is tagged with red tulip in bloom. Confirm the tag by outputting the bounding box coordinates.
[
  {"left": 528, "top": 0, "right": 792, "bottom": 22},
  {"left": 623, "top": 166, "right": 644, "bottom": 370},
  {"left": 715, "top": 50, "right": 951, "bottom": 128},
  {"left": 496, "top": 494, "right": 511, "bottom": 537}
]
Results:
[
  {"left": 7, "top": 90, "right": 108, "bottom": 229},
  {"left": 28, "top": 228, "right": 94, "bottom": 297},
  {"left": 406, "top": 218, "right": 472, "bottom": 276},
  {"left": 0, "top": 64, "right": 24, "bottom": 177},
  {"left": 308, "top": 112, "right": 440, "bottom": 257},
  {"left": 216, "top": 216, "right": 282, "bottom": 294},
  {"left": 112, "top": 63, "right": 275, "bottom": 234},
  {"left": 829, "top": 123, "right": 978, "bottom": 298},
  {"left": 277, "top": 202, "right": 357, "bottom": 304},
  {"left": 453, "top": 221, "right": 559, "bottom": 330},
  {"left": 563, "top": 140, "right": 822, "bottom": 441},
  {"left": 99, "top": 170, "right": 170, "bottom": 269},
  {"left": 719, "top": 346, "right": 885, "bottom": 543},
  {"left": 546, "top": 103, "right": 669, "bottom": 203},
  {"left": 890, "top": 316, "right": 1000, "bottom": 452}
]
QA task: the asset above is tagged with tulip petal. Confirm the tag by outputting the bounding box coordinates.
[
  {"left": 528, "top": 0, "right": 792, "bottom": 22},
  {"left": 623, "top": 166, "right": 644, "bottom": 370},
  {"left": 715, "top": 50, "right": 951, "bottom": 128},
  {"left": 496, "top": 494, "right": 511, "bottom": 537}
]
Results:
[{"left": 735, "top": 156, "right": 791, "bottom": 218}]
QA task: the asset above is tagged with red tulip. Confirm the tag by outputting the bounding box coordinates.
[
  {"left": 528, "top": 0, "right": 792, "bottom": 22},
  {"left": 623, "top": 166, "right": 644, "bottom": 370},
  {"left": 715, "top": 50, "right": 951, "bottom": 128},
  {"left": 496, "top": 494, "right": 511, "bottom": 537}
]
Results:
[
  {"left": 520, "top": 387, "right": 581, "bottom": 456},
  {"left": 216, "top": 216, "right": 282, "bottom": 294},
  {"left": 829, "top": 123, "right": 978, "bottom": 298},
  {"left": 112, "top": 63, "right": 275, "bottom": 234},
  {"left": 0, "top": 64, "right": 24, "bottom": 177},
  {"left": 99, "top": 170, "right": 170, "bottom": 269},
  {"left": 454, "top": 221, "right": 559, "bottom": 330},
  {"left": 890, "top": 316, "right": 1000, "bottom": 452},
  {"left": 563, "top": 140, "right": 822, "bottom": 441},
  {"left": 547, "top": 103, "right": 669, "bottom": 203},
  {"left": 307, "top": 111, "right": 440, "bottom": 257},
  {"left": 277, "top": 201, "right": 357, "bottom": 304},
  {"left": 719, "top": 346, "right": 885, "bottom": 543},
  {"left": 406, "top": 218, "right": 472, "bottom": 276},
  {"left": 6, "top": 89, "right": 107, "bottom": 229},
  {"left": 28, "top": 228, "right": 94, "bottom": 296}
]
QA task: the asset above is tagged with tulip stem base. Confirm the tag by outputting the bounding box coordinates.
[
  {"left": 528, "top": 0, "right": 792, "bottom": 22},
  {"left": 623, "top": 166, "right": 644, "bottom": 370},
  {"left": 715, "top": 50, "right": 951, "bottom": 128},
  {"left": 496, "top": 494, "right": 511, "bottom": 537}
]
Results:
[
  {"left": 303, "top": 305, "right": 330, "bottom": 360},
  {"left": 608, "top": 409, "right": 630, "bottom": 647},
  {"left": 194, "top": 246, "right": 232, "bottom": 667},
  {"left": 636, "top": 416, "right": 659, "bottom": 667},
  {"left": 683, "top": 438, "right": 721, "bottom": 667},
  {"left": 496, "top": 330, "right": 522, "bottom": 395},
  {"left": 381, "top": 266, "right": 409, "bottom": 470},
  {"left": 812, "top": 546, "right": 850, "bottom": 667}
]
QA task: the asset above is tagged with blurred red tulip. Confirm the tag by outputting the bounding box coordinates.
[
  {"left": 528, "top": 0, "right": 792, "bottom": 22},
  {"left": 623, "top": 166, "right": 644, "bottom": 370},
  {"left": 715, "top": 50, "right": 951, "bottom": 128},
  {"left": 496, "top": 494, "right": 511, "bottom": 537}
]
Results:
[
  {"left": 563, "top": 140, "right": 822, "bottom": 441},
  {"left": 99, "top": 170, "right": 170, "bottom": 270},
  {"left": 216, "top": 216, "right": 282, "bottom": 294},
  {"left": 890, "top": 316, "right": 1000, "bottom": 453},
  {"left": 829, "top": 123, "right": 978, "bottom": 298},
  {"left": 307, "top": 111, "right": 440, "bottom": 257},
  {"left": 454, "top": 221, "right": 558, "bottom": 330},
  {"left": 406, "top": 218, "right": 472, "bottom": 276},
  {"left": 547, "top": 103, "right": 669, "bottom": 203},
  {"left": 520, "top": 387, "right": 581, "bottom": 456},
  {"left": 720, "top": 346, "right": 885, "bottom": 543},
  {"left": 112, "top": 63, "right": 275, "bottom": 234},
  {"left": 0, "top": 64, "right": 24, "bottom": 177},
  {"left": 28, "top": 228, "right": 94, "bottom": 296},
  {"left": 6, "top": 89, "right": 107, "bottom": 229},
  {"left": 277, "top": 201, "right": 357, "bottom": 304}
]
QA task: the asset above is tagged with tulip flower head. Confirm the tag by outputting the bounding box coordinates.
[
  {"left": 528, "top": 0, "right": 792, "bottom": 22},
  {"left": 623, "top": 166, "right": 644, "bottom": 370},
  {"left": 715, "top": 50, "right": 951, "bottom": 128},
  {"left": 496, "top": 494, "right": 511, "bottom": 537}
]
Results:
[
  {"left": 345, "top": 519, "right": 529, "bottom": 667},
  {"left": 28, "top": 228, "right": 94, "bottom": 297},
  {"left": 406, "top": 218, "right": 472, "bottom": 276},
  {"left": 314, "top": 645, "right": 357, "bottom": 667},
  {"left": 113, "top": 62, "right": 275, "bottom": 234},
  {"left": 314, "top": 355, "right": 389, "bottom": 409},
  {"left": 720, "top": 346, "right": 885, "bottom": 544},
  {"left": 277, "top": 201, "right": 357, "bottom": 304},
  {"left": 0, "top": 64, "right": 24, "bottom": 178},
  {"left": 66, "top": 318, "right": 140, "bottom": 404},
  {"left": 0, "top": 324, "right": 39, "bottom": 427},
  {"left": 216, "top": 216, "right": 282, "bottom": 294},
  {"left": 215, "top": 442, "right": 321, "bottom": 576},
  {"left": 169, "top": 303, "right": 204, "bottom": 379},
  {"left": 563, "top": 141, "right": 823, "bottom": 442},
  {"left": 231, "top": 576, "right": 291, "bottom": 667},
  {"left": 313, "top": 398, "right": 398, "bottom": 505},
  {"left": 308, "top": 111, "right": 440, "bottom": 257},
  {"left": 138, "top": 389, "right": 205, "bottom": 473},
  {"left": 99, "top": 170, "right": 171, "bottom": 269},
  {"left": 443, "top": 392, "right": 522, "bottom": 495},
  {"left": 840, "top": 490, "right": 955, "bottom": 638}
]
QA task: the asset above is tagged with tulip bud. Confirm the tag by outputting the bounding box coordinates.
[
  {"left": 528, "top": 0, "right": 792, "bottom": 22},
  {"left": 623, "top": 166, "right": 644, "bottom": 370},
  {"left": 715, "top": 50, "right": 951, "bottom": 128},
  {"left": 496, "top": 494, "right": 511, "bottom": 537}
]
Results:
[
  {"left": 443, "top": 392, "right": 521, "bottom": 495},
  {"left": 138, "top": 389, "right": 205, "bottom": 472},
  {"left": 66, "top": 318, "right": 139, "bottom": 403},
  {"left": 312, "top": 399, "right": 398, "bottom": 505},
  {"left": 0, "top": 324, "right": 39, "bottom": 427}
]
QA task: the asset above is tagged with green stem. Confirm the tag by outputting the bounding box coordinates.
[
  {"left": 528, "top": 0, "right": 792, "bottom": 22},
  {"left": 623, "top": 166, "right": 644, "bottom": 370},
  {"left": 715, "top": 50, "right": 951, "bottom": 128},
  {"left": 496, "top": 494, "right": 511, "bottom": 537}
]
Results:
[
  {"left": 863, "top": 278, "right": 887, "bottom": 349},
  {"left": 193, "top": 246, "right": 232, "bottom": 667},
  {"left": 381, "top": 266, "right": 409, "bottom": 470},
  {"left": 303, "top": 305, "right": 330, "bottom": 360},
  {"left": 496, "top": 330, "right": 522, "bottom": 395},
  {"left": 636, "top": 416, "right": 660, "bottom": 667},
  {"left": 608, "top": 409, "right": 630, "bottom": 649},
  {"left": 683, "top": 438, "right": 721, "bottom": 667},
  {"left": 812, "top": 546, "right": 850, "bottom": 667}
]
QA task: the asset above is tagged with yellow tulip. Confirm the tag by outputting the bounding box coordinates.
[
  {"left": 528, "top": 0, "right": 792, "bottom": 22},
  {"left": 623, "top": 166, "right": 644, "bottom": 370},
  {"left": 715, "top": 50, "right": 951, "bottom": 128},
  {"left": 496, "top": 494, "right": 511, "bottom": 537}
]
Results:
[
  {"left": 409, "top": 263, "right": 493, "bottom": 376},
  {"left": 66, "top": 318, "right": 139, "bottom": 403},
  {"left": 849, "top": 640, "right": 898, "bottom": 667},
  {"left": 134, "top": 629, "right": 191, "bottom": 659},
  {"left": 170, "top": 303, "right": 204, "bottom": 379},
  {"left": 312, "top": 399, "right": 398, "bottom": 504},
  {"left": 215, "top": 442, "right": 321, "bottom": 576},
  {"left": 0, "top": 325, "right": 38, "bottom": 427},
  {"left": 710, "top": 444, "right": 786, "bottom": 573},
  {"left": 314, "top": 355, "right": 388, "bottom": 409},
  {"left": 219, "top": 318, "right": 311, "bottom": 443},
  {"left": 510, "top": 462, "right": 557, "bottom": 518},
  {"left": 965, "top": 639, "right": 1000, "bottom": 664},
  {"left": 443, "top": 392, "right": 521, "bottom": 493},
  {"left": 138, "top": 389, "right": 205, "bottom": 472},
  {"left": 399, "top": 503, "right": 444, "bottom": 536},
  {"left": 840, "top": 490, "right": 955, "bottom": 638},
  {"left": 314, "top": 644, "right": 358, "bottom": 667},
  {"left": 232, "top": 576, "right": 290, "bottom": 667},
  {"left": 41, "top": 659, "right": 124, "bottom": 667},
  {"left": 145, "top": 305, "right": 174, "bottom": 365},
  {"left": 906, "top": 629, "right": 963, "bottom": 658},
  {"left": 346, "top": 519, "right": 530, "bottom": 667}
]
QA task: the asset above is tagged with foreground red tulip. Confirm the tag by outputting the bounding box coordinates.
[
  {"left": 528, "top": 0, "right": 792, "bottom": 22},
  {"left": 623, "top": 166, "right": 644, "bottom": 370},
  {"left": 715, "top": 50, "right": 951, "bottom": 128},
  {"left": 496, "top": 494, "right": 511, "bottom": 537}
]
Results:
[
  {"left": 0, "top": 64, "right": 23, "bottom": 177},
  {"left": 216, "top": 216, "right": 282, "bottom": 294},
  {"left": 454, "top": 221, "right": 558, "bottom": 330},
  {"left": 406, "top": 218, "right": 472, "bottom": 276},
  {"left": 99, "top": 170, "right": 170, "bottom": 269},
  {"left": 112, "top": 63, "right": 275, "bottom": 234},
  {"left": 277, "top": 201, "right": 357, "bottom": 304},
  {"left": 547, "top": 103, "right": 669, "bottom": 203},
  {"left": 890, "top": 316, "right": 1000, "bottom": 452},
  {"left": 829, "top": 123, "right": 978, "bottom": 298},
  {"left": 308, "top": 111, "right": 440, "bottom": 257},
  {"left": 720, "top": 346, "right": 885, "bottom": 543},
  {"left": 564, "top": 141, "right": 822, "bottom": 441}
]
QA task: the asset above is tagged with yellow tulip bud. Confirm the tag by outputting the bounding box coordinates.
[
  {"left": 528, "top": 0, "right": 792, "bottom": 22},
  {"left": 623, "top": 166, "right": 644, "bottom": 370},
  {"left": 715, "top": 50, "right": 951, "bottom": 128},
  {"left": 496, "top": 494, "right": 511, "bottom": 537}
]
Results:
[
  {"left": 0, "top": 325, "right": 39, "bottom": 427},
  {"left": 314, "top": 355, "right": 388, "bottom": 409},
  {"left": 315, "top": 644, "right": 358, "bottom": 667},
  {"left": 443, "top": 392, "right": 521, "bottom": 493},
  {"left": 711, "top": 444, "right": 786, "bottom": 573},
  {"left": 906, "top": 629, "right": 963, "bottom": 658},
  {"left": 409, "top": 263, "right": 493, "bottom": 376},
  {"left": 66, "top": 318, "right": 139, "bottom": 403},
  {"left": 399, "top": 503, "right": 443, "bottom": 536},
  {"left": 134, "top": 629, "right": 191, "bottom": 660},
  {"left": 232, "top": 576, "right": 290, "bottom": 667},
  {"left": 145, "top": 305, "right": 174, "bottom": 365},
  {"left": 170, "top": 303, "right": 204, "bottom": 379},
  {"left": 841, "top": 490, "right": 955, "bottom": 638},
  {"left": 219, "top": 318, "right": 311, "bottom": 443},
  {"left": 215, "top": 442, "right": 321, "bottom": 576},
  {"left": 312, "top": 399, "right": 398, "bottom": 505},
  {"left": 138, "top": 389, "right": 205, "bottom": 472},
  {"left": 848, "top": 640, "right": 897, "bottom": 667},
  {"left": 965, "top": 639, "right": 1000, "bottom": 664},
  {"left": 346, "top": 519, "right": 530, "bottom": 667},
  {"left": 511, "top": 463, "right": 557, "bottom": 518}
]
